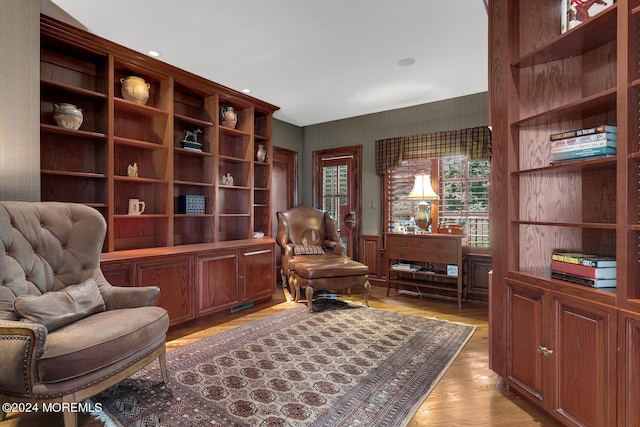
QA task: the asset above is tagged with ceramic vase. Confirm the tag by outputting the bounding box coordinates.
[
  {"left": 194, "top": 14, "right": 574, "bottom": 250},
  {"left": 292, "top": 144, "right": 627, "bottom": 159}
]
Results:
[
  {"left": 53, "top": 103, "right": 83, "bottom": 130},
  {"left": 221, "top": 106, "right": 238, "bottom": 129},
  {"left": 256, "top": 144, "right": 267, "bottom": 162},
  {"left": 120, "top": 76, "right": 150, "bottom": 105}
]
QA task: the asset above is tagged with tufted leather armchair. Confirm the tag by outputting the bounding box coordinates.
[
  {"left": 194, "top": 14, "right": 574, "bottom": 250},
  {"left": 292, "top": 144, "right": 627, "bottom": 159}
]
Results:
[
  {"left": 276, "top": 206, "right": 370, "bottom": 311},
  {"left": 276, "top": 206, "right": 344, "bottom": 290},
  {"left": 0, "top": 201, "right": 169, "bottom": 427}
]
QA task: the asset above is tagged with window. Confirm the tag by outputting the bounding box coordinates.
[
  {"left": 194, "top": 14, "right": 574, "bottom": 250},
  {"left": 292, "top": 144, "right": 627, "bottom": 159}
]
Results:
[
  {"left": 385, "top": 157, "right": 490, "bottom": 247},
  {"left": 384, "top": 159, "right": 437, "bottom": 232}
]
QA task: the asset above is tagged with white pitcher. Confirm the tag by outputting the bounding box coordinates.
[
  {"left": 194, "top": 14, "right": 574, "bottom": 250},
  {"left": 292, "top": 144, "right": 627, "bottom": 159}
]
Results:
[{"left": 128, "top": 199, "right": 146, "bottom": 215}]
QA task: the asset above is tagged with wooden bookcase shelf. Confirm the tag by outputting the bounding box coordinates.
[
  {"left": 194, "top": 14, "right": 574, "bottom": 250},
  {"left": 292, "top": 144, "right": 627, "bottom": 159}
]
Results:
[
  {"left": 40, "top": 15, "right": 278, "bottom": 252},
  {"left": 490, "top": 1, "right": 640, "bottom": 426}
]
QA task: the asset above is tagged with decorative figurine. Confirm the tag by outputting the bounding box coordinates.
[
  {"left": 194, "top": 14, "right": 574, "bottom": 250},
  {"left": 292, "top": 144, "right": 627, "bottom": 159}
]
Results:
[
  {"left": 127, "top": 162, "right": 139, "bottom": 177},
  {"left": 181, "top": 129, "right": 203, "bottom": 151},
  {"left": 222, "top": 173, "right": 234, "bottom": 186}
]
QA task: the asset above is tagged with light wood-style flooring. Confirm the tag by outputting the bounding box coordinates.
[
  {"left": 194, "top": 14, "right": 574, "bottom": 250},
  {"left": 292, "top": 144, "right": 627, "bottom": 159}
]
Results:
[{"left": 2, "top": 285, "right": 561, "bottom": 426}]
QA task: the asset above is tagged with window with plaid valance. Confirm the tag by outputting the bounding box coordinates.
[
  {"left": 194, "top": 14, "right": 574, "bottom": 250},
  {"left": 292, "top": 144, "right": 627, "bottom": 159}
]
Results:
[{"left": 375, "top": 126, "right": 491, "bottom": 175}]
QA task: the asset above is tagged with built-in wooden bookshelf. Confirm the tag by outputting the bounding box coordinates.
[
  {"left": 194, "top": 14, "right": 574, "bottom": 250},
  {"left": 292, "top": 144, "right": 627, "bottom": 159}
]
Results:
[
  {"left": 490, "top": 1, "right": 640, "bottom": 426},
  {"left": 39, "top": 15, "right": 278, "bottom": 253}
]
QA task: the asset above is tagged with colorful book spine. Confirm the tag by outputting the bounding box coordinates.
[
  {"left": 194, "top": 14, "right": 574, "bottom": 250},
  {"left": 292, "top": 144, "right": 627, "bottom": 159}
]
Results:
[
  {"left": 551, "top": 260, "right": 616, "bottom": 279},
  {"left": 551, "top": 271, "right": 616, "bottom": 288},
  {"left": 550, "top": 132, "right": 617, "bottom": 149},
  {"left": 550, "top": 139, "right": 617, "bottom": 154},
  {"left": 551, "top": 252, "right": 616, "bottom": 268},
  {"left": 550, "top": 125, "right": 617, "bottom": 141},
  {"left": 550, "top": 146, "right": 616, "bottom": 161}
]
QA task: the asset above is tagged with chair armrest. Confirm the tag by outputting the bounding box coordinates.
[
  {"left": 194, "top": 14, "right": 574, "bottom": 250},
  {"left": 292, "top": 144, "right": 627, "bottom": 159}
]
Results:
[
  {"left": 94, "top": 269, "right": 160, "bottom": 309},
  {"left": 0, "top": 321, "right": 47, "bottom": 396},
  {"left": 324, "top": 240, "right": 346, "bottom": 256},
  {"left": 101, "top": 285, "right": 160, "bottom": 309}
]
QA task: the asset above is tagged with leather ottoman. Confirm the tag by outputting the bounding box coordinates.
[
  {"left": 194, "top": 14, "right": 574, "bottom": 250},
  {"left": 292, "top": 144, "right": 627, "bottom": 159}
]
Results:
[{"left": 290, "top": 256, "right": 371, "bottom": 312}]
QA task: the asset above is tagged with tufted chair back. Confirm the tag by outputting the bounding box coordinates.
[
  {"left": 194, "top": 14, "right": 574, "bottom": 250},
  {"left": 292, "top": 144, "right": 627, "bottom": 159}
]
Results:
[
  {"left": 0, "top": 201, "right": 106, "bottom": 320},
  {"left": 276, "top": 205, "right": 341, "bottom": 249}
]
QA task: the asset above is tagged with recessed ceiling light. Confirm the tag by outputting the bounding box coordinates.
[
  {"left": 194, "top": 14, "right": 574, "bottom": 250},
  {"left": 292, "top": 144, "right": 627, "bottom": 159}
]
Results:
[
  {"left": 397, "top": 58, "right": 415, "bottom": 67},
  {"left": 148, "top": 50, "right": 160, "bottom": 57},
  {"left": 242, "top": 88, "right": 251, "bottom": 94}
]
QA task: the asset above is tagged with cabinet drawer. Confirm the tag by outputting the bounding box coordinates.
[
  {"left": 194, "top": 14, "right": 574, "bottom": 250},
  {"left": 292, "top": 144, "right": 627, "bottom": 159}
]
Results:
[
  {"left": 421, "top": 237, "right": 458, "bottom": 253},
  {"left": 387, "top": 246, "right": 422, "bottom": 260},
  {"left": 387, "top": 235, "right": 422, "bottom": 249}
]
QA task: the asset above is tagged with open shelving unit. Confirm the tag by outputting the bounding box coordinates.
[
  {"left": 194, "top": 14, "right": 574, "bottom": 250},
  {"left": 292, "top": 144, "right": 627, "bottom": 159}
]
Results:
[
  {"left": 489, "top": 1, "right": 640, "bottom": 426},
  {"left": 39, "top": 15, "right": 278, "bottom": 253}
]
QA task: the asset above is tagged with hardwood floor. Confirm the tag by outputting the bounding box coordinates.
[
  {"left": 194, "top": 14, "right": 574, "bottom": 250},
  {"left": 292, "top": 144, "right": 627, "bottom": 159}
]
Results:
[{"left": 1, "top": 285, "right": 561, "bottom": 427}]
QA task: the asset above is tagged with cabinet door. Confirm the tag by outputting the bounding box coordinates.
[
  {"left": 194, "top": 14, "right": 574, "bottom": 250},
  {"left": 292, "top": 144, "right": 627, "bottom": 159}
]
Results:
[
  {"left": 100, "top": 261, "right": 133, "bottom": 287},
  {"left": 197, "top": 250, "right": 240, "bottom": 316},
  {"left": 240, "top": 245, "right": 275, "bottom": 303},
  {"left": 551, "top": 293, "right": 617, "bottom": 427},
  {"left": 505, "top": 279, "right": 549, "bottom": 407},
  {"left": 136, "top": 256, "right": 194, "bottom": 326},
  {"left": 620, "top": 310, "right": 640, "bottom": 427}
]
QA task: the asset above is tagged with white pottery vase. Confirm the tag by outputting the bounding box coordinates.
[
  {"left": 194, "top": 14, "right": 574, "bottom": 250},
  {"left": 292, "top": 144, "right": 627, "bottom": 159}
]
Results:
[
  {"left": 256, "top": 144, "right": 267, "bottom": 162},
  {"left": 120, "top": 76, "right": 150, "bottom": 105},
  {"left": 53, "top": 103, "right": 83, "bottom": 130},
  {"left": 221, "top": 106, "right": 238, "bottom": 129}
]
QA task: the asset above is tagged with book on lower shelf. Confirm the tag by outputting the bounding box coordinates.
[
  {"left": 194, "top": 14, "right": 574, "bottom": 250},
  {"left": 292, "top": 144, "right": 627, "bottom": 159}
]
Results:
[
  {"left": 392, "top": 263, "right": 421, "bottom": 272},
  {"left": 551, "top": 271, "right": 616, "bottom": 288},
  {"left": 551, "top": 259, "right": 616, "bottom": 279},
  {"left": 552, "top": 252, "right": 616, "bottom": 268},
  {"left": 550, "top": 146, "right": 616, "bottom": 162},
  {"left": 550, "top": 134, "right": 617, "bottom": 152}
]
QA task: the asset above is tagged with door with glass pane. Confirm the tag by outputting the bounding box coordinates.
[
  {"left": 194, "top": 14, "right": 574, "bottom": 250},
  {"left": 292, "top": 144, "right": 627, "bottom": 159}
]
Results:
[{"left": 313, "top": 146, "right": 362, "bottom": 261}]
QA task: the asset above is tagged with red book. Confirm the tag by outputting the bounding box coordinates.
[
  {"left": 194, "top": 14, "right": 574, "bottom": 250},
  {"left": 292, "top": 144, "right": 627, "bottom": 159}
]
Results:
[{"left": 551, "top": 260, "right": 616, "bottom": 279}]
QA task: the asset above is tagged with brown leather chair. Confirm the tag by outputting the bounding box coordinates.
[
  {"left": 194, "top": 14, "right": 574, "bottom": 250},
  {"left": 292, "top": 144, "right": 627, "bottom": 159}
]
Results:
[
  {"left": 276, "top": 205, "right": 370, "bottom": 311},
  {"left": 0, "top": 202, "right": 169, "bottom": 427}
]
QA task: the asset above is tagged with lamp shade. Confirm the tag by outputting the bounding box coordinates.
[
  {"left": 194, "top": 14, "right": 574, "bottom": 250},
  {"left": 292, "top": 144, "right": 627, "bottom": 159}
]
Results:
[{"left": 406, "top": 174, "right": 438, "bottom": 201}]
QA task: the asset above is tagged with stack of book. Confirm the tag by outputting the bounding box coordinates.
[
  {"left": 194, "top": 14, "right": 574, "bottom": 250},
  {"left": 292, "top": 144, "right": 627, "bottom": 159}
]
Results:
[
  {"left": 551, "top": 252, "right": 616, "bottom": 288},
  {"left": 550, "top": 125, "right": 617, "bottom": 164},
  {"left": 550, "top": 125, "right": 618, "bottom": 164}
]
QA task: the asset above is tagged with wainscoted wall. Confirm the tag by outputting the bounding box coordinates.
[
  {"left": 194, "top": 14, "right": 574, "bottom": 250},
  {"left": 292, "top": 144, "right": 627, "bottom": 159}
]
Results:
[{"left": 0, "top": 0, "right": 40, "bottom": 201}]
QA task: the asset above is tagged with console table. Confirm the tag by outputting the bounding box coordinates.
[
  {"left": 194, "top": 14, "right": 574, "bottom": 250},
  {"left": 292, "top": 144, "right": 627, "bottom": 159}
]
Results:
[{"left": 386, "top": 233, "right": 467, "bottom": 308}]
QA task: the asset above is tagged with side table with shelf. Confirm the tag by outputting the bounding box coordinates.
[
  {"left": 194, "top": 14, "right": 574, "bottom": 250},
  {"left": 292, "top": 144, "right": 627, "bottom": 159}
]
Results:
[{"left": 386, "top": 233, "right": 467, "bottom": 308}]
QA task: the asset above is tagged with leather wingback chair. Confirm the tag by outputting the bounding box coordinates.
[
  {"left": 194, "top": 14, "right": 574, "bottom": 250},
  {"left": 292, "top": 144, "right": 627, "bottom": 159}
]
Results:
[
  {"left": 276, "top": 205, "right": 345, "bottom": 287},
  {"left": 0, "top": 202, "right": 169, "bottom": 427}
]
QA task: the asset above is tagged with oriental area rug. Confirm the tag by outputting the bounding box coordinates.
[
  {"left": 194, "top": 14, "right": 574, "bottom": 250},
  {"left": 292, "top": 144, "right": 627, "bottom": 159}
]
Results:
[{"left": 94, "top": 300, "right": 475, "bottom": 427}]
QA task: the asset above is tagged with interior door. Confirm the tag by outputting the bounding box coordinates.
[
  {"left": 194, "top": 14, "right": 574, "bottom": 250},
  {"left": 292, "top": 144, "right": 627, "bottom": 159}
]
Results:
[
  {"left": 312, "top": 146, "right": 362, "bottom": 261},
  {"left": 272, "top": 147, "right": 298, "bottom": 281}
]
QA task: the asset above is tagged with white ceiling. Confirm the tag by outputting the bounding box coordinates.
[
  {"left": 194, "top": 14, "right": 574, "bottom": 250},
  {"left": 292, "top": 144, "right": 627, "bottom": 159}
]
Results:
[{"left": 50, "top": 0, "right": 488, "bottom": 127}]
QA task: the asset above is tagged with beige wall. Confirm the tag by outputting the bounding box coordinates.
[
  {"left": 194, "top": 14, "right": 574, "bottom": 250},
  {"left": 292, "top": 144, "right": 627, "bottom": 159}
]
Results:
[{"left": 0, "top": 0, "right": 40, "bottom": 201}]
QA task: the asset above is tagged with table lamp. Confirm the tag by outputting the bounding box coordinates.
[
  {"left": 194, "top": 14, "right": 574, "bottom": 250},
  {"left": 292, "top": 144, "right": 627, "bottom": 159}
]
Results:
[{"left": 406, "top": 174, "right": 439, "bottom": 231}]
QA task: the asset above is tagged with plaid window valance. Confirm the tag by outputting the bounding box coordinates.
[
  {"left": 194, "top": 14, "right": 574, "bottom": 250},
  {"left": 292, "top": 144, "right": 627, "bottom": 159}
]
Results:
[{"left": 375, "top": 126, "right": 491, "bottom": 175}]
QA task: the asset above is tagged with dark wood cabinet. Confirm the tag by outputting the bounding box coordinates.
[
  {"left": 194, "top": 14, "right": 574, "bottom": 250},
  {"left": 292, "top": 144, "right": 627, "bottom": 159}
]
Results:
[
  {"left": 197, "top": 250, "right": 240, "bottom": 316},
  {"left": 135, "top": 256, "right": 195, "bottom": 326},
  {"left": 619, "top": 310, "right": 640, "bottom": 427},
  {"left": 465, "top": 253, "right": 491, "bottom": 301},
  {"left": 506, "top": 279, "right": 617, "bottom": 426},
  {"left": 100, "top": 239, "right": 276, "bottom": 327},
  {"left": 240, "top": 246, "right": 276, "bottom": 303}
]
